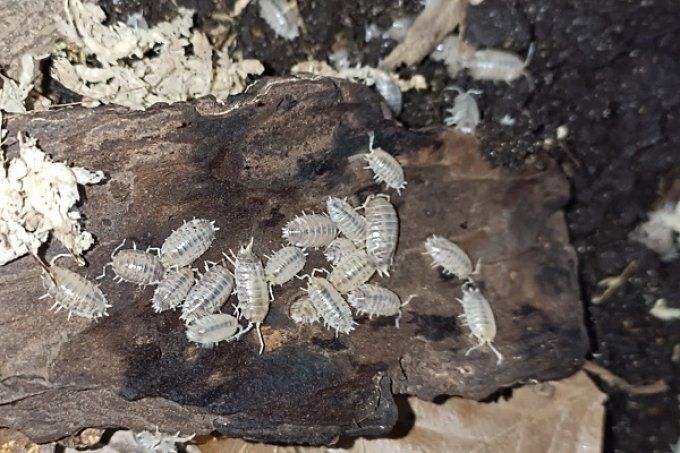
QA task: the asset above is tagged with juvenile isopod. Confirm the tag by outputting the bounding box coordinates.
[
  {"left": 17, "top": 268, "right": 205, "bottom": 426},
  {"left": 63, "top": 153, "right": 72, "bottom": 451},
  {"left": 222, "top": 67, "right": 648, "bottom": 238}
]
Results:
[
  {"left": 186, "top": 313, "right": 252, "bottom": 348},
  {"left": 98, "top": 239, "right": 165, "bottom": 286},
  {"left": 39, "top": 255, "right": 110, "bottom": 320},
  {"left": 352, "top": 133, "right": 407, "bottom": 194},
  {"left": 463, "top": 43, "right": 535, "bottom": 86},
  {"left": 180, "top": 262, "right": 234, "bottom": 324},
  {"left": 160, "top": 218, "right": 218, "bottom": 268},
  {"left": 288, "top": 296, "right": 319, "bottom": 325},
  {"left": 230, "top": 237, "right": 270, "bottom": 354},
  {"left": 326, "top": 196, "right": 367, "bottom": 244},
  {"left": 347, "top": 283, "right": 416, "bottom": 327},
  {"left": 324, "top": 237, "right": 358, "bottom": 265},
  {"left": 303, "top": 271, "right": 356, "bottom": 335},
  {"left": 430, "top": 34, "right": 476, "bottom": 78},
  {"left": 424, "top": 234, "right": 480, "bottom": 281},
  {"left": 282, "top": 212, "right": 337, "bottom": 248},
  {"left": 444, "top": 86, "right": 482, "bottom": 134},
  {"left": 457, "top": 282, "right": 503, "bottom": 364},
  {"left": 365, "top": 194, "right": 399, "bottom": 276},
  {"left": 152, "top": 267, "right": 195, "bottom": 313},
  {"left": 264, "top": 246, "right": 306, "bottom": 297},
  {"left": 258, "top": 0, "right": 301, "bottom": 40},
  {"left": 328, "top": 249, "right": 376, "bottom": 293},
  {"left": 374, "top": 73, "right": 403, "bottom": 115}
]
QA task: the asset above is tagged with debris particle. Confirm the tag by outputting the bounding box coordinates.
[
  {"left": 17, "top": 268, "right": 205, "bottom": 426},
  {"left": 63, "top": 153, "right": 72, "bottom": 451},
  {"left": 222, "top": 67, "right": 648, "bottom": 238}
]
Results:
[{"left": 650, "top": 299, "right": 680, "bottom": 321}]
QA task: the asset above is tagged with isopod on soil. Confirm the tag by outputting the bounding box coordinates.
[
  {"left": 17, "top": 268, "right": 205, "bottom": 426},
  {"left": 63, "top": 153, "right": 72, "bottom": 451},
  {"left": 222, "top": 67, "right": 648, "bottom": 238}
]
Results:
[
  {"left": 328, "top": 249, "right": 376, "bottom": 293},
  {"left": 324, "top": 237, "right": 358, "bottom": 265},
  {"left": 186, "top": 313, "right": 252, "bottom": 348},
  {"left": 152, "top": 267, "right": 195, "bottom": 313},
  {"left": 326, "top": 196, "right": 367, "bottom": 244},
  {"left": 39, "top": 254, "right": 110, "bottom": 320},
  {"left": 444, "top": 86, "right": 482, "bottom": 134},
  {"left": 352, "top": 133, "right": 407, "bottom": 194},
  {"left": 457, "top": 282, "right": 503, "bottom": 364},
  {"left": 303, "top": 270, "right": 356, "bottom": 335},
  {"left": 228, "top": 237, "right": 270, "bottom": 354},
  {"left": 288, "top": 296, "right": 319, "bottom": 325},
  {"left": 364, "top": 194, "right": 399, "bottom": 277},
  {"left": 264, "top": 246, "right": 307, "bottom": 297},
  {"left": 282, "top": 212, "right": 338, "bottom": 248},
  {"left": 463, "top": 43, "right": 535, "bottom": 86},
  {"left": 424, "top": 234, "right": 480, "bottom": 281},
  {"left": 97, "top": 239, "right": 165, "bottom": 286},
  {"left": 347, "top": 283, "right": 416, "bottom": 327},
  {"left": 257, "top": 0, "right": 301, "bottom": 40},
  {"left": 180, "top": 262, "right": 234, "bottom": 324},
  {"left": 160, "top": 218, "right": 218, "bottom": 268},
  {"left": 430, "top": 34, "right": 476, "bottom": 78}
]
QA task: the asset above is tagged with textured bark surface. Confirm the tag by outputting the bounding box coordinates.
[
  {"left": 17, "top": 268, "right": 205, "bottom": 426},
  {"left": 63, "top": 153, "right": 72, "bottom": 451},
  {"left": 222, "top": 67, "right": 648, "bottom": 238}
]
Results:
[{"left": 0, "top": 76, "right": 587, "bottom": 444}]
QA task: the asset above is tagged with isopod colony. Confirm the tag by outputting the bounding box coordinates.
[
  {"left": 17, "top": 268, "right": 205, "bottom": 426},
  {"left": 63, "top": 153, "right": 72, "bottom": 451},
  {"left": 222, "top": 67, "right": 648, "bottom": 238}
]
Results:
[{"left": 35, "top": 132, "right": 503, "bottom": 364}]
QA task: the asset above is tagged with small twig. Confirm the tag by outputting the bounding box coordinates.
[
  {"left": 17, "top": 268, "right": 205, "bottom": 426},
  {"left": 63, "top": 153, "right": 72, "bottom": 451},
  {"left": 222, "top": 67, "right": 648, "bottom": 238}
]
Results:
[
  {"left": 591, "top": 260, "right": 638, "bottom": 305},
  {"left": 583, "top": 361, "right": 669, "bottom": 396}
]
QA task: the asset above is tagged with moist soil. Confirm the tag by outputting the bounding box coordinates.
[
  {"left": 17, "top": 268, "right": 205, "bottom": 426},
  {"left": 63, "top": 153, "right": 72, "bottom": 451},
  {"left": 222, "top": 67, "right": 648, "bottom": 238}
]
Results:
[{"left": 93, "top": 0, "right": 680, "bottom": 451}]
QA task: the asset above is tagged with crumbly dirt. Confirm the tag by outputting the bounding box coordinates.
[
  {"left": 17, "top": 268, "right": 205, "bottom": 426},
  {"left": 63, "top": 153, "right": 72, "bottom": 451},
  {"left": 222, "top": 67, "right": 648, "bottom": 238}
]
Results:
[{"left": 75, "top": 0, "right": 680, "bottom": 451}]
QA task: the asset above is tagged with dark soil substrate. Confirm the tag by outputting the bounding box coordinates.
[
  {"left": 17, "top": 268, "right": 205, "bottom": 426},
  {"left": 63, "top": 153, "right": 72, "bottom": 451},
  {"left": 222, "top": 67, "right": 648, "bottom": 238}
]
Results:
[{"left": 93, "top": 0, "right": 680, "bottom": 451}]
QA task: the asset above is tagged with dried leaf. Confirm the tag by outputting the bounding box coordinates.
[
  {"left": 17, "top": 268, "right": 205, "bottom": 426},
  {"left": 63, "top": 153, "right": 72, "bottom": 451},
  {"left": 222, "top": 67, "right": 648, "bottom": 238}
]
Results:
[{"left": 196, "top": 371, "right": 605, "bottom": 453}]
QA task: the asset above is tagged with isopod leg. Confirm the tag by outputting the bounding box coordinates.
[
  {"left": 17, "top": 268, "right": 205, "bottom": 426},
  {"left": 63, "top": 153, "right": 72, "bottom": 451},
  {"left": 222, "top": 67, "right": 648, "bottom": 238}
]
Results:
[
  {"left": 268, "top": 283, "right": 274, "bottom": 301},
  {"left": 402, "top": 294, "right": 417, "bottom": 307},
  {"left": 488, "top": 342, "right": 504, "bottom": 365},
  {"left": 96, "top": 262, "right": 112, "bottom": 280},
  {"left": 112, "top": 238, "right": 127, "bottom": 256},
  {"left": 255, "top": 323, "right": 265, "bottom": 355}
]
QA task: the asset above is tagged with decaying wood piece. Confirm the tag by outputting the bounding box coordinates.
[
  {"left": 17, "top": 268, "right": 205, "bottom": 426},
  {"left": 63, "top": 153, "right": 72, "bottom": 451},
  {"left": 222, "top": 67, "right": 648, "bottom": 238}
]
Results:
[{"left": 0, "top": 75, "right": 587, "bottom": 444}]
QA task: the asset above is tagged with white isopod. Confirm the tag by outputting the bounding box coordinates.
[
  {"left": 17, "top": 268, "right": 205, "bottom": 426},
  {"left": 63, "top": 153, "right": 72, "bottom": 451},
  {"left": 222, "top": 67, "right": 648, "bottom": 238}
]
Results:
[
  {"left": 282, "top": 212, "right": 338, "bottom": 248},
  {"left": 160, "top": 218, "right": 218, "bottom": 268},
  {"left": 39, "top": 255, "right": 110, "bottom": 320},
  {"left": 230, "top": 237, "right": 270, "bottom": 354},
  {"left": 374, "top": 74, "right": 403, "bottom": 115},
  {"left": 430, "top": 34, "right": 477, "bottom": 78},
  {"left": 457, "top": 282, "right": 503, "bottom": 364},
  {"left": 304, "top": 271, "right": 356, "bottom": 335},
  {"left": 326, "top": 196, "right": 367, "bottom": 244},
  {"left": 258, "top": 0, "right": 301, "bottom": 40},
  {"left": 324, "top": 237, "right": 358, "bottom": 265},
  {"left": 329, "top": 249, "right": 376, "bottom": 293},
  {"left": 424, "top": 234, "right": 480, "bottom": 281},
  {"left": 265, "top": 246, "right": 306, "bottom": 297},
  {"left": 444, "top": 86, "right": 482, "bottom": 134},
  {"left": 352, "top": 132, "right": 407, "bottom": 194},
  {"left": 463, "top": 43, "right": 535, "bottom": 86},
  {"left": 288, "top": 296, "right": 319, "bottom": 325},
  {"left": 98, "top": 239, "right": 164, "bottom": 286},
  {"left": 186, "top": 313, "right": 252, "bottom": 348},
  {"left": 180, "top": 263, "right": 234, "bottom": 324},
  {"left": 365, "top": 194, "right": 399, "bottom": 277},
  {"left": 151, "top": 267, "right": 195, "bottom": 313},
  {"left": 347, "top": 283, "right": 416, "bottom": 327}
]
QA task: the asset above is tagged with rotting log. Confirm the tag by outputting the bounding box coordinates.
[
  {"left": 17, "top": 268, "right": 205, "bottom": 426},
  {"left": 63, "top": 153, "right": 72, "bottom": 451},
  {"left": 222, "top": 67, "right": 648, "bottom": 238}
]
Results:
[{"left": 0, "top": 75, "right": 588, "bottom": 445}]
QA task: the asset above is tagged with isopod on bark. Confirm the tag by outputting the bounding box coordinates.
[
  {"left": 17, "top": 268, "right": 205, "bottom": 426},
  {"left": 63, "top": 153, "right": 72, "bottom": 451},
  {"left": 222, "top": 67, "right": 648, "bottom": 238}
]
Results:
[
  {"left": 160, "top": 218, "right": 218, "bottom": 268},
  {"left": 303, "top": 270, "right": 356, "bottom": 335},
  {"left": 180, "top": 262, "right": 234, "bottom": 324},
  {"left": 97, "top": 239, "right": 164, "bottom": 286},
  {"left": 282, "top": 212, "right": 337, "bottom": 248},
  {"left": 152, "top": 267, "right": 195, "bottom": 313},
  {"left": 186, "top": 313, "right": 252, "bottom": 348},
  {"left": 352, "top": 133, "right": 407, "bottom": 194},
  {"left": 39, "top": 254, "right": 110, "bottom": 320},
  {"left": 424, "top": 234, "right": 480, "bottom": 281},
  {"left": 289, "top": 295, "right": 319, "bottom": 325},
  {"left": 457, "top": 282, "right": 503, "bottom": 364},
  {"left": 364, "top": 194, "right": 399, "bottom": 276},
  {"left": 347, "top": 283, "right": 416, "bottom": 327},
  {"left": 328, "top": 249, "right": 376, "bottom": 293},
  {"left": 326, "top": 196, "right": 367, "bottom": 244},
  {"left": 264, "top": 246, "right": 306, "bottom": 298}
]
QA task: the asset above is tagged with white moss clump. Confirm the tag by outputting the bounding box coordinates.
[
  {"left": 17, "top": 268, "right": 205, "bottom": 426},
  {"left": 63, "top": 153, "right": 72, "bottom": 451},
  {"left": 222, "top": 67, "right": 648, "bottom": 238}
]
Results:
[
  {"left": 52, "top": 0, "right": 264, "bottom": 110},
  {"left": 0, "top": 113, "right": 104, "bottom": 265}
]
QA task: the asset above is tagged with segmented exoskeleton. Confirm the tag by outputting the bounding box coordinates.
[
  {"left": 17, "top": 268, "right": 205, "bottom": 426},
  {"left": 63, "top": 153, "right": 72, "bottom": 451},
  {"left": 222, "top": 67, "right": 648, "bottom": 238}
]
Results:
[
  {"left": 303, "top": 270, "right": 356, "bottom": 335},
  {"left": 160, "top": 218, "right": 218, "bottom": 268},
  {"left": 457, "top": 282, "right": 503, "bottom": 364},
  {"left": 282, "top": 212, "right": 337, "bottom": 248},
  {"left": 326, "top": 196, "right": 367, "bottom": 244},
  {"left": 365, "top": 194, "right": 399, "bottom": 276},
  {"left": 152, "top": 267, "right": 195, "bottom": 313},
  {"left": 347, "top": 283, "right": 416, "bottom": 327},
  {"left": 424, "top": 234, "right": 480, "bottom": 281},
  {"left": 180, "top": 263, "right": 233, "bottom": 324},
  {"left": 98, "top": 239, "right": 164, "bottom": 286}
]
